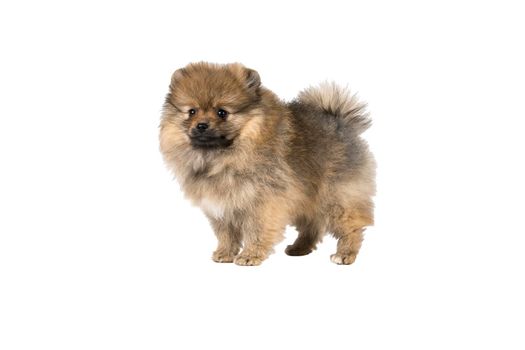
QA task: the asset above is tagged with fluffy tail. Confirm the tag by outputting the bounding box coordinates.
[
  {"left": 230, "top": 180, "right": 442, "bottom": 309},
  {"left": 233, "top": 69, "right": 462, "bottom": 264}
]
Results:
[{"left": 297, "top": 82, "right": 371, "bottom": 135}]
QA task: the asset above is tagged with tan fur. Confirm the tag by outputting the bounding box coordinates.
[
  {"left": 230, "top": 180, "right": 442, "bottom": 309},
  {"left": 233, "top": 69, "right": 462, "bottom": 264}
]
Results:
[{"left": 160, "top": 62, "right": 375, "bottom": 266}]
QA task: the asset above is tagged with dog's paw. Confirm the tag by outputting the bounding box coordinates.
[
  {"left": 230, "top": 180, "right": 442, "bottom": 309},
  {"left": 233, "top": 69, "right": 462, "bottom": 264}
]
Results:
[
  {"left": 212, "top": 251, "right": 235, "bottom": 263},
  {"left": 330, "top": 253, "right": 357, "bottom": 265},
  {"left": 285, "top": 244, "right": 313, "bottom": 256},
  {"left": 234, "top": 254, "right": 264, "bottom": 266}
]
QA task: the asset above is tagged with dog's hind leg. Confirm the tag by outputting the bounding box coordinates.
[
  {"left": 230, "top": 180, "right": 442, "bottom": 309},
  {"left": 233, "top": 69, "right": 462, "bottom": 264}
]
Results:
[
  {"left": 328, "top": 201, "right": 373, "bottom": 265},
  {"left": 285, "top": 216, "right": 324, "bottom": 256}
]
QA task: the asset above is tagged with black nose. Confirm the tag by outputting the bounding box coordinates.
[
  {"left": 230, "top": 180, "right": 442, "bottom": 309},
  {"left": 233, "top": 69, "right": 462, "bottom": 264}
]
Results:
[{"left": 196, "top": 123, "right": 209, "bottom": 132}]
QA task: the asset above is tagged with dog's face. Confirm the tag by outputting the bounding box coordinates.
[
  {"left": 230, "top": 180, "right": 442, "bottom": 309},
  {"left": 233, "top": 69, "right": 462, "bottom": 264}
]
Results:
[{"left": 163, "top": 62, "right": 262, "bottom": 150}]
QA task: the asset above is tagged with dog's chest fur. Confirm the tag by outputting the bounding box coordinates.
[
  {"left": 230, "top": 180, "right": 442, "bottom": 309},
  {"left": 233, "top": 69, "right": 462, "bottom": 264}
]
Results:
[
  {"left": 182, "top": 160, "right": 259, "bottom": 219},
  {"left": 198, "top": 196, "right": 226, "bottom": 219}
]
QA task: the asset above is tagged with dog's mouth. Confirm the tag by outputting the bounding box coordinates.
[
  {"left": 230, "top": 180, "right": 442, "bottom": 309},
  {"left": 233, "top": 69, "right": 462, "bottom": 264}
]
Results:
[{"left": 190, "top": 135, "right": 234, "bottom": 149}]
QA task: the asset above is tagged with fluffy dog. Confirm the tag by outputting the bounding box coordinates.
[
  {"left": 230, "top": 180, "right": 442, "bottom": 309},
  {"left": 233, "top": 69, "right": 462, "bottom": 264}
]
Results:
[{"left": 159, "top": 62, "right": 375, "bottom": 266}]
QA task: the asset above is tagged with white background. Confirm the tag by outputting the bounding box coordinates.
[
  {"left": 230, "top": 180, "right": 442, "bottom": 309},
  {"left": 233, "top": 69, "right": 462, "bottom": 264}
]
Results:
[{"left": 1, "top": 1, "right": 524, "bottom": 349}]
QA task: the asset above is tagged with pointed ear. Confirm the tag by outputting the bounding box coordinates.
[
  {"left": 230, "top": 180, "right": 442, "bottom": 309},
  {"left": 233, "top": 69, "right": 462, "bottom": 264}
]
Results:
[
  {"left": 244, "top": 68, "right": 261, "bottom": 90},
  {"left": 170, "top": 68, "right": 186, "bottom": 88}
]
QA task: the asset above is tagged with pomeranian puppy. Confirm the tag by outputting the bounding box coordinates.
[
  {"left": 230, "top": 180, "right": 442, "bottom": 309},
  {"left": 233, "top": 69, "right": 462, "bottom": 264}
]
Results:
[{"left": 160, "top": 62, "right": 375, "bottom": 266}]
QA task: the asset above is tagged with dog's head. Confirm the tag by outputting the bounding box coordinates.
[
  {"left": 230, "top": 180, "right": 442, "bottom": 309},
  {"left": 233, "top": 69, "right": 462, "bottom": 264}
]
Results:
[{"left": 162, "top": 62, "right": 262, "bottom": 150}]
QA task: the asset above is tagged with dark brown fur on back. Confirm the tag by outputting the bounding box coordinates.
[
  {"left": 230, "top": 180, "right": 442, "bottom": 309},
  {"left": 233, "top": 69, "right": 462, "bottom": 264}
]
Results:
[{"left": 160, "top": 62, "right": 375, "bottom": 265}]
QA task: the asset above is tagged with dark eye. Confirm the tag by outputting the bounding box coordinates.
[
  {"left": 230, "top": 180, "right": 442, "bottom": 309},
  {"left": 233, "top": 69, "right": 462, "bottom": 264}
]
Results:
[
  {"left": 217, "top": 109, "right": 228, "bottom": 118},
  {"left": 188, "top": 109, "right": 196, "bottom": 116}
]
